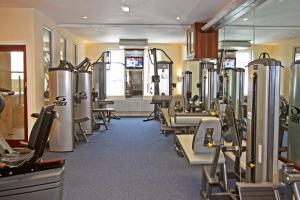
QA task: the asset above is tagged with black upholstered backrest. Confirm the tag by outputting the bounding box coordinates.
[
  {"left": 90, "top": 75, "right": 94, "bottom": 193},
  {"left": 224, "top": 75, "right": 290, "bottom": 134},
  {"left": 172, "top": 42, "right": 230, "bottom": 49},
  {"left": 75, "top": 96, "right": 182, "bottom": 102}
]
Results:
[
  {"left": 27, "top": 104, "right": 55, "bottom": 163},
  {"left": 223, "top": 105, "right": 240, "bottom": 147},
  {"left": 27, "top": 105, "right": 49, "bottom": 149}
]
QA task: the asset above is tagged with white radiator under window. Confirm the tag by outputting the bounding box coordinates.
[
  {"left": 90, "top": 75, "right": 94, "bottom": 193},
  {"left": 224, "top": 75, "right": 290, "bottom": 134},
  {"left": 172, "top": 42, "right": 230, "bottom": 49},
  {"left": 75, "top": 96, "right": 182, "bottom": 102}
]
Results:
[{"left": 109, "top": 99, "right": 153, "bottom": 112}]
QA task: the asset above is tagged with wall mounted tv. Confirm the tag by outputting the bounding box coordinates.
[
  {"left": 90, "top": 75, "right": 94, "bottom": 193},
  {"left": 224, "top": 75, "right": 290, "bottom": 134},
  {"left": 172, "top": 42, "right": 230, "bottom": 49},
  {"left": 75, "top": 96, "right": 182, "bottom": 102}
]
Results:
[
  {"left": 223, "top": 58, "right": 236, "bottom": 68},
  {"left": 125, "top": 57, "right": 144, "bottom": 69}
]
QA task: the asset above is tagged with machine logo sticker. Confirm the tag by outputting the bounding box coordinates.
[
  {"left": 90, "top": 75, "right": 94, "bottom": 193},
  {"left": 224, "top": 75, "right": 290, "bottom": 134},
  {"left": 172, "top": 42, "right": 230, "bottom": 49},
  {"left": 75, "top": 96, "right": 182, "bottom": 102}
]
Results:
[
  {"left": 79, "top": 92, "right": 88, "bottom": 100},
  {"left": 290, "top": 106, "right": 300, "bottom": 125},
  {"left": 54, "top": 96, "right": 67, "bottom": 106}
]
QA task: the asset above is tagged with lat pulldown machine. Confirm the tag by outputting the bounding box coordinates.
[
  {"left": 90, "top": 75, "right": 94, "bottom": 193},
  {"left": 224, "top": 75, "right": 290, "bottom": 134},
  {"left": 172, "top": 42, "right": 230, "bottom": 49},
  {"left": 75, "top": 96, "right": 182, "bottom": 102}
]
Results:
[{"left": 144, "top": 48, "right": 173, "bottom": 122}]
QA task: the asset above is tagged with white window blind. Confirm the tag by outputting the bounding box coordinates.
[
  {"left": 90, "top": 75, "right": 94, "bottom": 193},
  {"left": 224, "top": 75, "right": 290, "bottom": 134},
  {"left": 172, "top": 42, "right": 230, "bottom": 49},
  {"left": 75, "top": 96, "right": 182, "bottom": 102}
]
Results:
[
  {"left": 144, "top": 50, "right": 170, "bottom": 96},
  {"left": 236, "top": 50, "right": 251, "bottom": 96},
  {"left": 106, "top": 50, "right": 125, "bottom": 96}
]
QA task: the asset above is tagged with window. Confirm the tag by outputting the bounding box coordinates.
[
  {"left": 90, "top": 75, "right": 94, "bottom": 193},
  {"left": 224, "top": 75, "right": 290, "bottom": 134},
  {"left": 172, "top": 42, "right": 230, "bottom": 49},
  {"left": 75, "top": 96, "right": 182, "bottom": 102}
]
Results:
[
  {"left": 73, "top": 44, "right": 78, "bottom": 65},
  {"left": 143, "top": 50, "right": 163, "bottom": 96},
  {"left": 60, "top": 38, "right": 67, "bottom": 61},
  {"left": 11, "top": 52, "right": 24, "bottom": 96},
  {"left": 43, "top": 27, "right": 52, "bottom": 94},
  {"left": 236, "top": 50, "right": 251, "bottom": 95},
  {"left": 106, "top": 50, "right": 125, "bottom": 96},
  {"left": 294, "top": 47, "right": 300, "bottom": 62}
]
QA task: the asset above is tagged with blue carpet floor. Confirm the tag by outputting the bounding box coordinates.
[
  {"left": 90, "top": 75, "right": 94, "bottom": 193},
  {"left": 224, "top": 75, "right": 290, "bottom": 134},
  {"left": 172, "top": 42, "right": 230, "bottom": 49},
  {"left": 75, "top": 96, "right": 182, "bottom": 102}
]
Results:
[{"left": 45, "top": 118, "right": 203, "bottom": 200}]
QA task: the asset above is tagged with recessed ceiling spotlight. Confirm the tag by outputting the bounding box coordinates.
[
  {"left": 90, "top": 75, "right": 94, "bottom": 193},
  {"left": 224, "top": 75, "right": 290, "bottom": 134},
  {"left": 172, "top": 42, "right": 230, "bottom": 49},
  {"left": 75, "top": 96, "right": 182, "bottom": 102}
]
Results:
[
  {"left": 243, "top": 18, "right": 249, "bottom": 21},
  {"left": 121, "top": 5, "right": 130, "bottom": 13},
  {"left": 278, "top": 0, "right": 284, "bottom": 2},
  {"left": 176, "top": 17, "right": 181, "bottom": 20},
  {"left": 83, "top": 16, "right": 88, "bottom": 19}
]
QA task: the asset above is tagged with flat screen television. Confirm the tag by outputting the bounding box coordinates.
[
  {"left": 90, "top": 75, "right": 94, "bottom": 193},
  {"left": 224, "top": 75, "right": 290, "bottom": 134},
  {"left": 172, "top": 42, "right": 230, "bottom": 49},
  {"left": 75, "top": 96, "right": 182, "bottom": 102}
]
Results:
[
  {"left": 125, "top": 57, "right": 143, "bottom": 69},
  {"left": 223, "top": 58, "right": 236, "bottom": 68}
]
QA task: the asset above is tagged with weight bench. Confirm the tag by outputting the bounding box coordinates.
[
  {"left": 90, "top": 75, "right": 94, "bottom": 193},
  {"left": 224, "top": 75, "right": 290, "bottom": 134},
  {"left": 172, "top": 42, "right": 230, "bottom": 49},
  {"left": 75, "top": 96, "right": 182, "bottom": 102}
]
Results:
[
  {"left": 92, "top": 108, "right": 108, "bottom": 130},
  {"left": 103, "top": 107, "right": 120, "bottom": 122},
  {"left": 175, "top": 118, "right": 233, "bottom": 199},
  {"left": 74, "top": 117, "right": 90, "bottom": 143}
]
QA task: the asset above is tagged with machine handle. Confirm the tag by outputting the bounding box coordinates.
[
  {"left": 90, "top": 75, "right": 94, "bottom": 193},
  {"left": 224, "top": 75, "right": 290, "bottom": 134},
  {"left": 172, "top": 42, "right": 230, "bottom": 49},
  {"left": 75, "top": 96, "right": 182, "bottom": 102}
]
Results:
[
  {"left": 279, "top": 156, "right": 300, "bottom": 171},
  {"left": 258, "top": 52, "right": 271, "bottom": 59}
]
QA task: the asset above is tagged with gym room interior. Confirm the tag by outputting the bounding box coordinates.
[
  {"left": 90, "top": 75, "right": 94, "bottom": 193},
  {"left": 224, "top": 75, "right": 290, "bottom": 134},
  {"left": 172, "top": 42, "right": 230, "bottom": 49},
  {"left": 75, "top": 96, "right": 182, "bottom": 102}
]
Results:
[{"left": 0, "top": 0, "right": 300, "bottom": 199}]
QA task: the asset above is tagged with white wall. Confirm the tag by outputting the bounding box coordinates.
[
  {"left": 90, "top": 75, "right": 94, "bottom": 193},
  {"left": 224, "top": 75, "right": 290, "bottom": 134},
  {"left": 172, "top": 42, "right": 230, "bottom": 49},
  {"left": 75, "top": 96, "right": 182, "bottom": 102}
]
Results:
[
  {"left": 0, "top": 8, "right": 86, "bottom": 138},
  {"left": 33, "top": 9, "right": 86, "bottom": 109}
]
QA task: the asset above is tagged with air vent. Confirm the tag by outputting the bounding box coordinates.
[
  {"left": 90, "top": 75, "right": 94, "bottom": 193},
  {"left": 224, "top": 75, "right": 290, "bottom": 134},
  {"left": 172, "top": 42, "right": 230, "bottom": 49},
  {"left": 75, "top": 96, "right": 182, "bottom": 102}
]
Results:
[
  {"left": 220, "top": 40, "right": 251, "bottom": 50},
  {"left": 119, "top": 39, "right": 148, "bottom": 49}
]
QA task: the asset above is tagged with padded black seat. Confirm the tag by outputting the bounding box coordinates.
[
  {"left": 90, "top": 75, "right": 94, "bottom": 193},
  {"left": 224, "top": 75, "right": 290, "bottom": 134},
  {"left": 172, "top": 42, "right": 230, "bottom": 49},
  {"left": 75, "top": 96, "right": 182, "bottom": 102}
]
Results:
[{"left": 0, "top": 104, "right": 56, "bottom": 169}]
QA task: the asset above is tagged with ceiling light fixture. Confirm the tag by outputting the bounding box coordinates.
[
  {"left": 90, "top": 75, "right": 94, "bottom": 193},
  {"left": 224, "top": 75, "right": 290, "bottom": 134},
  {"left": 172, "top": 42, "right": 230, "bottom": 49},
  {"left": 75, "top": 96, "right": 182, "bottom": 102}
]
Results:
[
  {"left": 176, "top": 17, "right": 181, "bottom": 20},
  {"left": 83, "top": 16, "right": 88, "bottom": 19},
  {"left": 243, "top": 18, "right": 249, "bottom": 21},
  {"left": 121, "top": 5, "right": 130, "bottom": 13},
  {"left": 94, "top": 28, "right": 98, "bottom": 32}
]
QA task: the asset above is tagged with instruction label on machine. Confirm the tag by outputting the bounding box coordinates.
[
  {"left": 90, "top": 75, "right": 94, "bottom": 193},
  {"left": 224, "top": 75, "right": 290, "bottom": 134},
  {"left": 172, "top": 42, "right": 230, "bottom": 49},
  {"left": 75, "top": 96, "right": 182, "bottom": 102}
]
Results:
[
  {"left": 258, "top": 144, "right": 262, "bottom": 163},
  {"left": 247, "top": 112, "right": 252, "bottom": 120}
]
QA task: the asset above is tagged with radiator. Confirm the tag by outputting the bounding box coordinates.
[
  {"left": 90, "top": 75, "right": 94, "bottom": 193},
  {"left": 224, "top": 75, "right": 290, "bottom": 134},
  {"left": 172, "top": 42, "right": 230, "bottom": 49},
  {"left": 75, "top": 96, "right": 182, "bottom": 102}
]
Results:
[{"left": 109, "top": 99, "right": 154, "bottom": 112}]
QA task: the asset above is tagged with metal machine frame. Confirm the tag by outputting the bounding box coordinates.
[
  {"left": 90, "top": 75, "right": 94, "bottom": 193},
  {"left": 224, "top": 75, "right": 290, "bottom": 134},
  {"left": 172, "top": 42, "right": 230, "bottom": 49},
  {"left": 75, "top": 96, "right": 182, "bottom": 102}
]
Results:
[{"left": 144, "top": 48, "right": 173, "bottom": 122}]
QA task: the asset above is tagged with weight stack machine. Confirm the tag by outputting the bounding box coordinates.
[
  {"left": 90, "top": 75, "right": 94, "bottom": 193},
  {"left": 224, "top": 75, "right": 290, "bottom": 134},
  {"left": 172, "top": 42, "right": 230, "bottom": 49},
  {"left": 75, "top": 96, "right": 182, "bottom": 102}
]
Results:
[
  {"left": 199, "top": 61, "right": 218, "bottom": 112},
  {"left": 223, "top": 68, "right": 245, "bottom": 120},
  {"left": 182, "top": 71, "right": 192, "bottom": 107},
  {"left": 49, "top": 66, "right": 74, "bottom": 152},
  {"left": 288, "top": 60, "right": 300, "bottom": 164},
  {"left": 246, "top": 53, "right": 281, "bottom": 183}
]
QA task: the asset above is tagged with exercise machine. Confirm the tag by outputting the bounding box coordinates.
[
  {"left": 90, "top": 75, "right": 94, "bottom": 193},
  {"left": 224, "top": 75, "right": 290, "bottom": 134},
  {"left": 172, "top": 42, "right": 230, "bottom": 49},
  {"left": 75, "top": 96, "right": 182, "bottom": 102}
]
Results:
[
  {"left": 222, "top": 68, "right": 245, "bottom": 120},
  {"left": 199, "top": 61, "right": 218, "bottom": 112},
  {"left": 144, "top": 48, "right": 173, "bottom": 122},
  {"left": 48, "top": 61, "right": 75, "bottom": 152},
  {"left": 237, "top": 58, "right": 300, "bottom": 200},
  {"left": 288, "top": 60, "right": 300, "bottom": 164},
  {"left": 73, "top": 58, "right": 93, "bottom": 140},
  {"left": 0, "top": 89, "right": 65, "bottom": 200},
  {"left": 92, "top": 51, "right": 111, "bottom": 101},
  {"left": 246, "top": 52, "right": 281, "bottom": 183}
]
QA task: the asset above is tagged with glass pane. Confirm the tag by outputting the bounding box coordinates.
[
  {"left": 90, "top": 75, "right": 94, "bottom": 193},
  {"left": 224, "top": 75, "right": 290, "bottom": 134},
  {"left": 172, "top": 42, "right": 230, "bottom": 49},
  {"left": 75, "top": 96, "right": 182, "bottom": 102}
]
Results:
[
  {"left": 124, "top": 49, "right": 144, "bottom": 98},
  {"left": 294, "top": 47, "right": 300, "bottom": 62},
  {"left": 106, "top": 50, "right": 125, "bottom": 96},
  {"left": 73, "top": 44, "right": 78, "bottom": 65},
  {"left": 43, "top": 28, "right": 52, "bottom": 96},
  {"left": 143, "top": 50, "right": 162, "bottom": 96},
  {"left": 60, "top": 38, "right": 66, "bottom": 61},
  {"left": 0, "top": 51, "right": 25, "bottom": 140}
]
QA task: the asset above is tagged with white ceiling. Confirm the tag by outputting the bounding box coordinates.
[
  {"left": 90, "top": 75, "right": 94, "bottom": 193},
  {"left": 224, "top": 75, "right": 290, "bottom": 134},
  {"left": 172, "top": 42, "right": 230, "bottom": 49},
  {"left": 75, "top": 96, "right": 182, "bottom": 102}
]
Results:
[
  {"left": 0, "top": 0, "right": 231, "bottom": 43},
  {"left": 221, "top": 0, "right": 300, "bottom": 44},
  {"left": 1, "top": 0, "right": 300, "bottom": 44}
]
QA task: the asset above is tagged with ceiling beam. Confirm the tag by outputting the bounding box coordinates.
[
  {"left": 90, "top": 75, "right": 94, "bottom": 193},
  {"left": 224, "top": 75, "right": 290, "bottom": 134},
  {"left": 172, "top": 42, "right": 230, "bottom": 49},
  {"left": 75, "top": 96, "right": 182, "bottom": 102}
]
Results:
[
  {"left": 224, "top": 25, "right": 300, "bottom": 30},
  {"left": 59, "top": 23, "right": 190, "bottom": 29},
  {"left": 202, "top": 0, "right": 266, "bottom": 31}
]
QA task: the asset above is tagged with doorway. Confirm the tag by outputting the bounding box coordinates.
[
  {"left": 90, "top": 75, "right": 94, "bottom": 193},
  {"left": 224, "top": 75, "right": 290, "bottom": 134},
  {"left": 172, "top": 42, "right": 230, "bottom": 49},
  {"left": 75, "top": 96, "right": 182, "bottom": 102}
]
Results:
[{"left": 0, "top": 45, "right": 28, "bottom": 146}]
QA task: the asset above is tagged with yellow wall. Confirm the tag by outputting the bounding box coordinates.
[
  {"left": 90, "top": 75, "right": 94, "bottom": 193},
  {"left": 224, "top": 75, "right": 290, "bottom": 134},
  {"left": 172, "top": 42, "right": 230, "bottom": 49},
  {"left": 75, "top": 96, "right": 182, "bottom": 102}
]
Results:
[
  {"left": 272, "top": 37, "right": 300, "bottom": 100},
  {"left": 85, "top": 43, "right": 183, "bottom": 95},
  {"left": 252, "top": 40, "right": 300, "bottom": 100},
  {"left": 0, "top": 8, "right": 86, "bottom": 137}
]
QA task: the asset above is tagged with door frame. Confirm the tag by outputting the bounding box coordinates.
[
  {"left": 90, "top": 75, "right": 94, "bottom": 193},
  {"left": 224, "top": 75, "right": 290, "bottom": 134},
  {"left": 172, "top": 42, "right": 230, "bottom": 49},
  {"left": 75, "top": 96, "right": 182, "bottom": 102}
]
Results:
[{"left": 0, "top": 45, "right": 28, "bottom": 146}]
